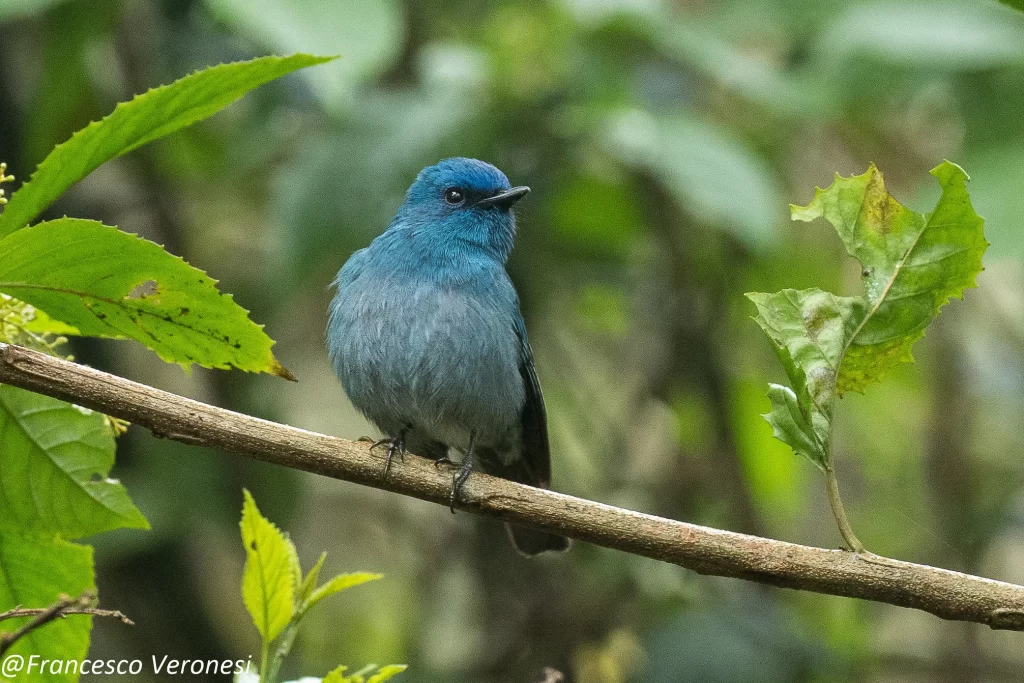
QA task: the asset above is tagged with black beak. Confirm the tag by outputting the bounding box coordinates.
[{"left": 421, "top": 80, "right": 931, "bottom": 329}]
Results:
[{"left": 476, "top": 186, "right": 530, "bottom": 208}]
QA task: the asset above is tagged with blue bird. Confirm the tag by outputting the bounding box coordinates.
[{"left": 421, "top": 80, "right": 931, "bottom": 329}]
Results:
[{"left": 327, "top": 158, "right": 569, "bottom": 556}]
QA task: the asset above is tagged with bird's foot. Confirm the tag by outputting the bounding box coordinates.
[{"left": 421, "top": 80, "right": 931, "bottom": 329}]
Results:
[
  {"left": 449, "top": 451, "right": 474, "bottom": 515},
  {"left": 370, "top": 436, "right": 406, "bottom": 480}
]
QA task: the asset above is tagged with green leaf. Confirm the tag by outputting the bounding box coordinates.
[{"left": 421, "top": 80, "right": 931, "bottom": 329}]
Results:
[
  {"left": 791, "top": 161, "right": 987, "bottom": 394},
  {"left": 285, "top": 535, "right": 303, "bottom": 609},
  {"left": 298, "top": 552, "right": 328, "bottom": 607},
  {"left": 0, "top": 219, "right": 293, "bottom": 377},
  {"left": 763, "top": 384, "right": 824, "bottom": 470},
  {"left": 0, "top": 53, "right": 335, "bottom": 237},
  {"left": 0, "top": 532, "right": 94, "bottom": 683},
  {"left": 0, "top": 385, "right": 148, "bottom": 539},
  {"left": 366, "top": 665, "right": 408, "bottom": 683},
  {"left": 303, "top": 572, "right": 382, "bottom": 614},
  {"left": 748, "top": 162, "right": 987, "bottom": 466},
  {"left": 747, "top": 287, "right": 862, "bottom": 471},
  {"left": 240, "top": 490, "right": 294, "bottom": 644}
]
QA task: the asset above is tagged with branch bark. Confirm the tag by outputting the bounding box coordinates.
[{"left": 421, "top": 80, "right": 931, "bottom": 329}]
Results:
[{"left": 2, "top": 342, "right": 1024, "bottom": 632}]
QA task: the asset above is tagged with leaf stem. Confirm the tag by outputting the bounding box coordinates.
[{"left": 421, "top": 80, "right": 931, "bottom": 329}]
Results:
[
  {"left": 259, "top": 641, "right": 270, "bottom": 683},
  {"left": 824, "top": 456, "right": 864, "bottom": 553},
  {"left": 264, "top": 617, "right": 300, "bottom": 683}
]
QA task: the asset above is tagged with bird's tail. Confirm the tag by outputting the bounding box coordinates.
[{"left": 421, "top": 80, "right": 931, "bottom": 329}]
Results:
[
  {"left": 504, "top": 523, "right": 571, "bottom": 556},
  {"left": 479, "top": 447, "right": 571, "bottom": 556}
]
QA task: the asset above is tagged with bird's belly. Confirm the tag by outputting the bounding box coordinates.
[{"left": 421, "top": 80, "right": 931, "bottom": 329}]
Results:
[{"left": 329, "top": 281, "right": 524, "bottom": 448}]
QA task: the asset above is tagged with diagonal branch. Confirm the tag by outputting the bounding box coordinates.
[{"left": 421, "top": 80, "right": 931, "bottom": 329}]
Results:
[{"left": 1, "top": 342, "right": 1024, "bottom": 632}]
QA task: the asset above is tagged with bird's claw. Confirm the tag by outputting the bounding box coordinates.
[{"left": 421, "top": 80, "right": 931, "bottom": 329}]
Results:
[
  {"left": 433, "top": 455, "right": 455, "bottom": 469},
  {"left": 448, "top": 459, "right": 473, "bottom": 514},
  {"left": 371, "top": 437, "right": 406, "bottom": 480}
]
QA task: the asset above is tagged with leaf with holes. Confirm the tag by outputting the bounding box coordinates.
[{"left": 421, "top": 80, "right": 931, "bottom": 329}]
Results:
[
  {"left": 747, "top": 161, "right": 987, "bottom": 467},
  {"left": 0, "top": 219, "right": 293, "bottom": 377},
  {"left": 0, "top": 385, "right": 147, "bottom": 539},
  {"left": 0, "top": 53, "right": 334, "bottom": 238}
]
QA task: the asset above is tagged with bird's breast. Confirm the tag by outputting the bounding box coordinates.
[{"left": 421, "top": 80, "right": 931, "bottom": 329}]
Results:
[{"left": 328, "top": 271, "right": 525, "bottom": 443}]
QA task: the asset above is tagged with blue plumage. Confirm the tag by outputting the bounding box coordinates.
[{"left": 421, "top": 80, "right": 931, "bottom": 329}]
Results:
[{"left": 327, "top": 158, "right": 569, "bottom": 555}]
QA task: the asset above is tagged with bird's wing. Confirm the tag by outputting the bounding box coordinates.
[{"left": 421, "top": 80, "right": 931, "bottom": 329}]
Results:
[{"left": 514, "top": 312, "right": 551, "bottom": 488}]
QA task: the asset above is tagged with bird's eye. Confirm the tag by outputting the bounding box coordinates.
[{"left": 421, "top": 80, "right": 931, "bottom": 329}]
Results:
[{"left": 444, "top": 188, "right": 465, "bottom": 205}]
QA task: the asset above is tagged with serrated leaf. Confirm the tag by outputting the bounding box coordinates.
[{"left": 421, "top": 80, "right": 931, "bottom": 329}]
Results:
[
  {"left": 303, "top": 572, "right": 382, "bottom": 614},
  {"left": 792, "top": 161, "right": 987, "bottom": 394},
  {"left": 0, "top": 219, "right": 293, "bottom": 377},
  {"left": 0, "top": 532, "right": 94, "bottom": 683},
  {"left": 0, "top": 54, "right": 335, "bottom": 237},
  {"left": 366, "top": 665, "right": 407, "bottom": 683},
  {"left": 750, "top": 161, "right": 987, "bottom": 466},
  {"left": 240, "top": 490, "right": 294, "bottom": 643},
  {"left": 285, "top": 533, "right": 302, "bottom": 609},
  {"left": 0, "top": 385, "right": 148, "bottom": 539}
]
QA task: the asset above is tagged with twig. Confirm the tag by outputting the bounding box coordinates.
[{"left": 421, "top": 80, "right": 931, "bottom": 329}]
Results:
[
  {"left": 2, "top": 342, "right": 1024, "bottom": 631},
  {"left": 0, "top": 605, "right": 132, "bottom": 625},
  {"left": 0, "top": 591, "right": 133, "bottom": 657}
]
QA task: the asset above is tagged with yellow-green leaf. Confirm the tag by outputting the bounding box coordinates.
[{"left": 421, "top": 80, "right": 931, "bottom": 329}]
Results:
[
  {"left": 284, "top": 533, "right": 302, "bottom": 609},
  {"left": 240, "top": 490, "right": 294, "bottom": 643},
  {"left": 303, "top": 572, "right": 382, "bottom": 614},
  {"left": 322, "top": 666, "right": 350, "bottom": 683},
  {"left": 366, "top": 665, "right": 408, "bottom": 683},
  {"left": 298, "top": 552, "right": 328, "bottom": 607}
]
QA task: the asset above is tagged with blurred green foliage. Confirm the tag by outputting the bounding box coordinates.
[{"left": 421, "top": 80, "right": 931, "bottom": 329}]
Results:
[{"left": 3, "top": 0, "right": 1024, "bottom": 681}]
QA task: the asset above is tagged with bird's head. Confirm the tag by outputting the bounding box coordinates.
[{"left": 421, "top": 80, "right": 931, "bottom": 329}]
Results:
[{"left": 396, "top": 158, "right": 529, "bottom": 261}]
